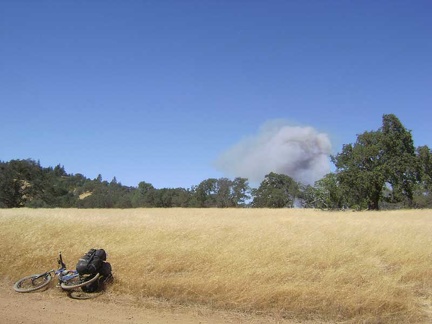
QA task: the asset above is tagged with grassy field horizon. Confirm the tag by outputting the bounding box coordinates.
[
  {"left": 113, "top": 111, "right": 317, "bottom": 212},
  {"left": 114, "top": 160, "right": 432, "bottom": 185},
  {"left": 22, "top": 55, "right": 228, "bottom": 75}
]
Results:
[{"left": 1, "top": 208, "right": 432, "bottom": 323}]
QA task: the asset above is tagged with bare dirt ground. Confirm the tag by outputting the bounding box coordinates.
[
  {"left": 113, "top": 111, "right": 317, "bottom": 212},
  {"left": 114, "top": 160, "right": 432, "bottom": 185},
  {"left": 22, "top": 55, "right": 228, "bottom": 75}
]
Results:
[{"left": 0, "top": 283, "right": 299, "bottom": 324}]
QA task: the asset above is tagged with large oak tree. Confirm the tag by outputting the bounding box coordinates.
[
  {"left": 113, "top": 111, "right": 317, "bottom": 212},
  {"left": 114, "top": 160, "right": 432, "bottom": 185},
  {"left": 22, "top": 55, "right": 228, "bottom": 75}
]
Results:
[{"left": 332, "top": 114, "right": 418, "bottom": 210}]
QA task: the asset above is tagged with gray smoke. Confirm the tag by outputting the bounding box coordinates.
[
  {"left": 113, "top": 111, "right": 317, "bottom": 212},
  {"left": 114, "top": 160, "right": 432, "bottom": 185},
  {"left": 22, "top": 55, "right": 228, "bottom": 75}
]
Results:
[{"left": 215, "top": 121, "right": 332, "bottom": 185}]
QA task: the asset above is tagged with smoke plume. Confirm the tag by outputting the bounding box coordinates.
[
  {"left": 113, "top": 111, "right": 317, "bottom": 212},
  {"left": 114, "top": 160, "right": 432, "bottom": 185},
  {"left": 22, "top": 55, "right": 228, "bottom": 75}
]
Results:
[{"left": 215, "top": 121, "right": 332, "bottom": 185}]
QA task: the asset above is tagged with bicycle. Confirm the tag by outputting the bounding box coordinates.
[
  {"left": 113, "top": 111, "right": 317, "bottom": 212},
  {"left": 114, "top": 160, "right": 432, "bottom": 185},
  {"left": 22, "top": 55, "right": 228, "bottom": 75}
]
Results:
[{"left": 13, "top": 252, "right": 100, "bottom": 293}]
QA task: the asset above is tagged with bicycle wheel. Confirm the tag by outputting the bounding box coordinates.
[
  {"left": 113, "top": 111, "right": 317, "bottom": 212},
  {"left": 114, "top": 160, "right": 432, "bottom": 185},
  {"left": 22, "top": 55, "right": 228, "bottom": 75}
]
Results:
[
  {"left": 60, "top": 273, "right": 100, "bottom": 290},
  {"left": 13, "top": 273, "right": 52, "bottom": 292},
  {"left": 67, "top": 290, "right": 103, "bottom": 300}
]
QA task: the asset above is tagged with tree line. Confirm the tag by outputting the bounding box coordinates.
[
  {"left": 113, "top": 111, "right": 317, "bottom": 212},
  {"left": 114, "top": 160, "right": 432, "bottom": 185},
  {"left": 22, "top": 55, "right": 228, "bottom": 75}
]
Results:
[{"left": 1, "top": 114, "right": 431, "bottom": 210}]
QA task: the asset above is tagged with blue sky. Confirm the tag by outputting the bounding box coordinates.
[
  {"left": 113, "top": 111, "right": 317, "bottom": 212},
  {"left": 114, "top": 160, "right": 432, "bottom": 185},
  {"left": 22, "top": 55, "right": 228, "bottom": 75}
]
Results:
[{"left": 1, "top": 1, "right": 431, "bottom": 188}]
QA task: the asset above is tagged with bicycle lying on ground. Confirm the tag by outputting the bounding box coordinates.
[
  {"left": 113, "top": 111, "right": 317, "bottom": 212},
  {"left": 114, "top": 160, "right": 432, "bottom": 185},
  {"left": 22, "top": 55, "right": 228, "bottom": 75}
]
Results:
[{"left": 13, "top": 252, "right": 100, "bottom": 293}]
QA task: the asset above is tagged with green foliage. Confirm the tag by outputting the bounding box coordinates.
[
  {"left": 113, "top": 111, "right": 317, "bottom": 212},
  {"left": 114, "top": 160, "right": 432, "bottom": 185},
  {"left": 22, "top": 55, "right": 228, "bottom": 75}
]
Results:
[
  {"left": 77, "top": 178, "right": 134, "bottom": 208},
  {"left": 0, "top": 161, "right": 24, "bottom": 208},
  {"left": 301, "top": 173, "right": 345, "bottom": 209},
  {"left": 231, "top": 177, "right": 251, "bottom": 207},
  {"left": 131, "top": 181, "right": 156, "bottom": 207},
  {"left": 416, "top": 146, "right": 432, "bottom": 189},
  {"left": 0, "top": 159, "right": 63, "bottom": 208},
  {"left": 333, "top": 131, "right": 385, "bottom": 210},
  {"left": 0, "top": 160, "right": 252, "bottom": 209},
  {"left": 380, "top": 114, "right": 418, "bottom": 205},
  {"left": 413, "top": 145, "right": 432, "bottom": 208},
  {"left": 251, "top": 172, "right": 299, "bottom": 208},
  {"left": 1, "top": 114, "right": 430, "bottom": 211},
  {"left": 191, "top": 177, "right": 251, "bottom": 208},
  {"left": 332, "top": 114, "right": 418, "bottom": 210}
]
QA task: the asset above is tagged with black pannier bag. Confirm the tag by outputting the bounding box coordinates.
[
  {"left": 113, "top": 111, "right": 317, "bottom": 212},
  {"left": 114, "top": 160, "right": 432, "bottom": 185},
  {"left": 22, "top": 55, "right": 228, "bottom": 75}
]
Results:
[
  {"left": 99, "top": 261, "right": 112, "bottom": 278},
  {"left": 81, "top": 262, "right": 113, "bottom": 293},
  {"left": 76, "top": 248, "right": 107, "bottom": 275}
]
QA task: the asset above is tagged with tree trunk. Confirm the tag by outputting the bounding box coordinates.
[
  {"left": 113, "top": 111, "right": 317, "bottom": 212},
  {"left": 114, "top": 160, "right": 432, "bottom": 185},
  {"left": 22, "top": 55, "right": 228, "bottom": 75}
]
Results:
[{"left": 368, "top": 192, "right": 380, "bottom": 210}]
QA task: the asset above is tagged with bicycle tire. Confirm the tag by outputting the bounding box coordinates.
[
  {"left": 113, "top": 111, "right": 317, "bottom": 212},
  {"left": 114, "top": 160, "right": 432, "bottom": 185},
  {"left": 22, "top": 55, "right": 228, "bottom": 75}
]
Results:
[
  {"left": 67, "top": 290, "right": 103, "bottom": 300},
  {"left": 60, "top": 273, "right": 100, "bottom": 290},
  {"left": 13, "top": 273, "right": 52, "bottom": 292}
]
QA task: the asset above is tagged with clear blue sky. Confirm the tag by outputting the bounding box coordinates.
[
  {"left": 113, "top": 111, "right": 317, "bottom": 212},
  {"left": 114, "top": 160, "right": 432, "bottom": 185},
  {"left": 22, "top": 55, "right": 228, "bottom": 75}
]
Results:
[{"left": 1, "top": 1, "right": 431, "bottom": 188}]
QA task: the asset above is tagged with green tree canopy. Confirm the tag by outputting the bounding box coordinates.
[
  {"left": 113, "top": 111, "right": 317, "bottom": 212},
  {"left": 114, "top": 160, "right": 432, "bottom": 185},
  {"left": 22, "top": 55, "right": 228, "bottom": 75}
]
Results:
[
  {"left": 413, "top": 145, "right": 432, "bottom": 208},
  {"left": 191, "top": 177, "right": 251, "bottom": 208},
  {"left": 252, "top": 172, "right": 299, "bottom": 208},
  {"left": 332, "top": 114, "right": 418, "bottom": 210},
  {"left": 301, "top": 173, "right": 345, "bottom": 209}
]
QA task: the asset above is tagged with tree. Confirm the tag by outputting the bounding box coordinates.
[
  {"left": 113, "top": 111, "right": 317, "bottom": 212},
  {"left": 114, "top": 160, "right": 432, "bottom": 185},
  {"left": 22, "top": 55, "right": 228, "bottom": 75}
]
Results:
[
  {"left": 333, "top": 131, "right": 385, "bottom": 210},
  {"left": 192, "top": 178, "right": 218, "bottom": 207},
  {"left": 380, "top": 114, "right": 418, "bottom": 206},
  {"left": 131, "top": 181, "right": 156, "bottom": 207},
  {"left": 215, "top": 178, "right": 234, "bottom": 207},
  {"left": 251, "top": 172, "right": 299, "bottom": 208},
  {"left": 413, "top": 145, "right": 432, "bottom": 208},
  {"left": 190, "top": 177, "right": 251, "bottom": 208},
  {"left": 169, "top": 188, "right": 193, "bottom": 207},
  {"left": 301, "top": 173, "right": 344, "bottom": 209},
  {"left": 0, "top": 159, "right": 47, "bottom": 207},
  {"left": 231, "top": 177, "right": 251, "bottom": 207},
  {"left": 53, "top": 164, "right": 67, "bottom": 177},
  {"left": 332, "top": 114, "right": 418, "bottom": 210},
  {"left": 0, "top": 161, "right": 23, "bottom": 207}
]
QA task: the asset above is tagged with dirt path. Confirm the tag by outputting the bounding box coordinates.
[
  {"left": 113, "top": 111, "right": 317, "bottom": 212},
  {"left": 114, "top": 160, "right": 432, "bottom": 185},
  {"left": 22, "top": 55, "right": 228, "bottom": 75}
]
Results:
[{"left": 0, "top": 283, "right": 297, "bottom": 324}]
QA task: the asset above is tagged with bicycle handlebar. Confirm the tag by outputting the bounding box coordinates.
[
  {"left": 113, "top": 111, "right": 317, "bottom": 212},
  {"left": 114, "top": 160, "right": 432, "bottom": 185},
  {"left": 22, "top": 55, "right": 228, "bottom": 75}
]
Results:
[{"left": 58, "top": 252, "right": 66, "bottom": 269}]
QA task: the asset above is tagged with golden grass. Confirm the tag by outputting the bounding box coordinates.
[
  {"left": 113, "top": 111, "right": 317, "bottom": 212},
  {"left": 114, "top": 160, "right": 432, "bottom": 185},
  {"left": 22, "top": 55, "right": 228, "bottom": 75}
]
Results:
[{"left": 1, "top": 208, "right": 432, "bottom": 323}]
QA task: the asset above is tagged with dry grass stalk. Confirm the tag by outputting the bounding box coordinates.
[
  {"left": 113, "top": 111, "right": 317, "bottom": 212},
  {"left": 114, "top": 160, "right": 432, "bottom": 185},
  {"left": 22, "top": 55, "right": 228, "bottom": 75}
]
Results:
[{"left": 1, "top": 208, "right": 432, "bottom": 323}]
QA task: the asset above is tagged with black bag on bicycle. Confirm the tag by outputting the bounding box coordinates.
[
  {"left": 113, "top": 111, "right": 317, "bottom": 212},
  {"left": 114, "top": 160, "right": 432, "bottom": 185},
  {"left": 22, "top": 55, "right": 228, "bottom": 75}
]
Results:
[
  {"left": 81, "top": 262, "right": 113, "bottom": 293},
  {"left": 76, "top": 248, "right": 106, "bottom": 275}
]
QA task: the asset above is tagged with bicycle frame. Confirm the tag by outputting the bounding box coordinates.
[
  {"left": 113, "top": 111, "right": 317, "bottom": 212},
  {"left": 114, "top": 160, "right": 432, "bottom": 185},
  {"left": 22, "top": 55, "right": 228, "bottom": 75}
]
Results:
[
  {"left": 56, "top": 252, "right": 80, "bottom": 284},
  {"left": 14, "top": 251, "right": 102, "bottom": 293}
]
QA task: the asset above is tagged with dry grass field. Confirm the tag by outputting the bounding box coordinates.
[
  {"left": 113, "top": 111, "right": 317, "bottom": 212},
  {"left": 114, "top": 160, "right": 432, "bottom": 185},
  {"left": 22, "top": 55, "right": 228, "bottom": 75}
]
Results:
[{"left": 1, "top": 208, "right": 432, "bottom": 323}]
